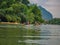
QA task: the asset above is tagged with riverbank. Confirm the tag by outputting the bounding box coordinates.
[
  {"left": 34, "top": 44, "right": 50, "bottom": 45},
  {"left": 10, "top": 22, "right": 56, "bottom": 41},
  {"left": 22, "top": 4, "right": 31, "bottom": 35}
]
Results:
[
  {"left": 0, "top": 22, "right": 20, "bottom": 24},
  {"left": 0, "top": 22, "right": 41, "bottom": 26}
]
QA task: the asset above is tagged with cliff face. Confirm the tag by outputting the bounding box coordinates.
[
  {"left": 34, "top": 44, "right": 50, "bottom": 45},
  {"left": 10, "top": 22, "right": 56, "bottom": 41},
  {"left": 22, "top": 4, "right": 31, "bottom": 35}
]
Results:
[{"left": 38, "top": 6, "right": 53, "bottom": 21}]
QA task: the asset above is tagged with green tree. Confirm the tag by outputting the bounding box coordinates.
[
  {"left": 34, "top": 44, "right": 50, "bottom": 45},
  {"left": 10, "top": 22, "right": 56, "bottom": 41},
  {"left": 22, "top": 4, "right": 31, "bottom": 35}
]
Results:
[
  {"left": 0, "top": 0, "right": 44, "bottom": 24},
  {"left": 25, "top": 11, "right": 35, "bottom": 23},
  {"left": 0, "top": 0, "right": 29, "bottom": 22},
  {"left": 48, "top": 18, "right": 60, "bottom": 25},
  {"left": 29, "top": 5, "right": 44, "bottom": 23}
]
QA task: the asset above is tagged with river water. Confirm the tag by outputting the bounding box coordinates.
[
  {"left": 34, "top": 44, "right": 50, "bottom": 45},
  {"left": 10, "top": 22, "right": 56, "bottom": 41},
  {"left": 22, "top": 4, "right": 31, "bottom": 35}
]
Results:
[
  {"left": 0, "top": 24, "right": 60, "bottom": 45},
  {"left": 20, "top": 25, "right": 60, "bottom": 45},
  {"left": 40, "top": 25, "right": 60, "bottom": 45}
]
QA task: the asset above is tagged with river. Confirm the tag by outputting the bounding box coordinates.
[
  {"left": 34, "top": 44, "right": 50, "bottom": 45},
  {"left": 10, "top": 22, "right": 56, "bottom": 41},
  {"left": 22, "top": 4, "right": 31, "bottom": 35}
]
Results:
[
  {"left": 0, "top": 24, "right": 60, "bottom": 45},
  {"left": 21, "top": 25, "right": 60, "bottom": 45}
]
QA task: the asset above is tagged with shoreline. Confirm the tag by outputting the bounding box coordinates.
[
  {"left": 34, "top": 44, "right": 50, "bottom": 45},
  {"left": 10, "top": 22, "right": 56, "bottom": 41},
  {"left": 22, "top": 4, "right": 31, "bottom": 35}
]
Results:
[
  {"left": 0, "top": 22, "right": 40, "bottom": 25},
  {"left": 0, "top": 22, "right": 20, "bottom": 24}
]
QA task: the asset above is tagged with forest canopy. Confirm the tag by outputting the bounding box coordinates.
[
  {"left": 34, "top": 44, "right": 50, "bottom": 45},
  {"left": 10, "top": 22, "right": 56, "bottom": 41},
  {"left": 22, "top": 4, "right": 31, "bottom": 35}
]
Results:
[{"left": 0, "top": 0, "right": 44, "bottom": 24}]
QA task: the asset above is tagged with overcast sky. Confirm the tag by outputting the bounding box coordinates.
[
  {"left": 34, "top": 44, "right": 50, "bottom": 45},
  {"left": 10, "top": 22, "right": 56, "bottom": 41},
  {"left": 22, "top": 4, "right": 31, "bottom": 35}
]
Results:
[{"left": 29, "top": 0, "right": 60, "bottom": 18}]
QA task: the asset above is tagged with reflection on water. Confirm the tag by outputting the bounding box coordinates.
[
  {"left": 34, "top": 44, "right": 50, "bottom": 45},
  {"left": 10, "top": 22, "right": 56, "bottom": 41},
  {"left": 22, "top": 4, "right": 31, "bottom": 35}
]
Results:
[{"left": 0, "top": 25, "right": 60, "bottom": 45}]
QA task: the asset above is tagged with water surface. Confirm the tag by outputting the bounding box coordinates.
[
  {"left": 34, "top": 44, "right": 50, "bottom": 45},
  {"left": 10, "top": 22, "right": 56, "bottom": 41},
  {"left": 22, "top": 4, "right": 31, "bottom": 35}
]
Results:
[{"left": 0, "top": 24, "right": 60, "bottom": 45}]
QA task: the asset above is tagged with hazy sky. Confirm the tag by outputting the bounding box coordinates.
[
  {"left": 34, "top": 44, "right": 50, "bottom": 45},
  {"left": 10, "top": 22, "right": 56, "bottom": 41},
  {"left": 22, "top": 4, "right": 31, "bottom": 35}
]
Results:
[{"left": 29, "top": 0, "right": 60, "bottom": 18}]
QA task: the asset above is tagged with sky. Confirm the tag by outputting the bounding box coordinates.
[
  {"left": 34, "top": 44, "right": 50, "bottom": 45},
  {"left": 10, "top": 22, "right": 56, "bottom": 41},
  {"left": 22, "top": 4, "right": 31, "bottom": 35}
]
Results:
[{"left": 29, "top": 0, "right": 60, "bottom": 18}]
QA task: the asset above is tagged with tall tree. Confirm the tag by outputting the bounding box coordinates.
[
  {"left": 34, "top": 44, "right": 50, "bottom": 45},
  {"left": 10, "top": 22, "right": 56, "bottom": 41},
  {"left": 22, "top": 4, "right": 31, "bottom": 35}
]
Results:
[
  {"left": 0, "top": 0, "right": 44, "bottom": 24},
  {"left": 29, "top": 5, "right": 44, "bottom": 23}
]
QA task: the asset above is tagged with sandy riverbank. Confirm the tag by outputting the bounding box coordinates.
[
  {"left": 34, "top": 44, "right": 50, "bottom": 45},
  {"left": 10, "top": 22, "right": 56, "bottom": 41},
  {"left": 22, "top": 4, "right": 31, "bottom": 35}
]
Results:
[{"left": 0, "top": 22, "right": 20, "bottom": 24}]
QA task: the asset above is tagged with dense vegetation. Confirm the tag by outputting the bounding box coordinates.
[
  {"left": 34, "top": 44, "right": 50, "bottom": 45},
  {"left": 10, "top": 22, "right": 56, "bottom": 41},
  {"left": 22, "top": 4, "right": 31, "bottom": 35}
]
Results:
[
  {"left": 47, "top": 18, "right": 60, "bottom": 25},
  {"left": 0, "top": 0, "right": 44, "bottom": 24}
]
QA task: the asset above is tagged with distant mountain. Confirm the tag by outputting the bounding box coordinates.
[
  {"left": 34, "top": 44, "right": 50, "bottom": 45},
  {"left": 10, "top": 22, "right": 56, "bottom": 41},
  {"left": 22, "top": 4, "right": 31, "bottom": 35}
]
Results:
[{"left": 38, "top": 6, "right": 53, "bottom": 21}]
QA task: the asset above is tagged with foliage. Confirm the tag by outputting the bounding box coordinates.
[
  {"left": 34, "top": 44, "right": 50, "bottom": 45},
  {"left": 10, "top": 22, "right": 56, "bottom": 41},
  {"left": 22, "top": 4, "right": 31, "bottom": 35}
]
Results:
[
  {"left": 29, "top": 5, "right": 44, "bottom": 23},
  {"left": 0, "top": 0, "right": 44, "bottom": 24},
  {"left": 47, "top": 18, "right": 60, "bottom": 25}
]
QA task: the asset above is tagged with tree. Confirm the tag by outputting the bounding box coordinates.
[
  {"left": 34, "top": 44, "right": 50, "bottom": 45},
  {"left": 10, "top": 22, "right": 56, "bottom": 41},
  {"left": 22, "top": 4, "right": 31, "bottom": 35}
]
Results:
[
  {"left": 0, "top": 0, "right": 29, "bottom": 22},
  {"left": 29, "top": 4, "right": 44, "bottom": 23},
  {"left": 25, "top": 11, "right": 35, "bottom": 23},
  {"left": 48, "top": 18, "right": 60, "bottom": 25},
  {"left": 0, "top": 0, "right": 44, "bottom": 24}
]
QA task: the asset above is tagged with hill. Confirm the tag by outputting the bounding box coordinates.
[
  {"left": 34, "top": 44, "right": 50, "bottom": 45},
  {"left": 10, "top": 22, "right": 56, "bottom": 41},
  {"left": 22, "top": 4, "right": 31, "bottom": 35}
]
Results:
[{"left": 38, "top": 6, "right": 53, "bottom": 21}]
